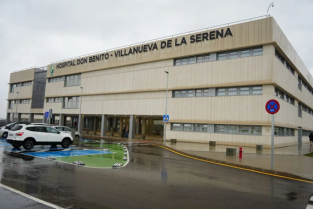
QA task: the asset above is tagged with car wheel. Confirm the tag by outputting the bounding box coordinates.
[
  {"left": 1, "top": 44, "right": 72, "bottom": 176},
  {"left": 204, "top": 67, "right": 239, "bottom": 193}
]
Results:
[
  {"left": 61, "top": 138, "right": 71, "bottom": 148},
  {"left": 2, "top": 132, "right": 8, "bottom": 138},
  {"left": 12, "top": 145, "right": 21, "bottom": 149},
  {"left": 23, "top": 139, "right": 34, "bottom": 150}
]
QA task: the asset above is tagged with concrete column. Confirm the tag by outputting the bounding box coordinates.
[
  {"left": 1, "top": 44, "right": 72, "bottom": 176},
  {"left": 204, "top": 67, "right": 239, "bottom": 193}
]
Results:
[
  {"left": 129, "top": 115, "right": 136, "bottom": 139},
  {"left": 119, "top": 117, "right": 123, "bottom": 132},
  {"left": 78, "top": 115, "right": 84, "bottom": 135},
  {"left": 93, "top": 117, "right": 97, "bottom": 131},
  {"left": 136, "top": 118, "right": 140, "bottom": 134},
  {"left": 6, "top": 113, "right": 10, "bottom": 124},
  {"left": 59, "top": 114, "right": 64, "bottom": 126},
  {"left": 141, "top": 119, "right": 146, "bottom": 134},
  {"left": 29, "top": 113, "right": 34, "bottom": 123},
  {"left": 113, "top": 117, "right": 117, "bottom": 132},
  {"left": 52, "top": 115, "right": 56, "bottom": 125},
  {"left": 101, "top": 115, "right": 107, "bottom": 137},
  {"left": 17, "top": 113, "right": 21, "bottom": 122}
]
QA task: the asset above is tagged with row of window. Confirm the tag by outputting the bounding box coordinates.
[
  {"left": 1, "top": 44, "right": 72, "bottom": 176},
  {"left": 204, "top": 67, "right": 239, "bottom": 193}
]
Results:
[
  {"left": 174, "top": 54, "right": 210, "bottom": 66},
  {"left": 302, "top": 130, "right": 312, "bottom": 136},
  {"left": 172, "top": 86, "right": 262, "bottom": 98},
  {"left": 47, "top": 97, "right": 63, "bottom": 103},
  {"left": 274, "top": 88, "right": 295, "bottom": 105},
  {"left": 275, "top": 50, "right": 295, "bottom": 75},
  {"left": 48, "top": 74, "right": 81, "bottom": 87},
  {"left": 63, "top": 96, "right": 80, "bottom": 109},
  {"left": 216, "top": 86, "right": 262, "bottom": 96},
  {"left": 173, "top": 89, "right": 210, "bottom": 97},
  {"left": 8, "top": 99, "right": 31, "bottom": 109},
  {"left": 298, "top": 77, "right": 313, "bottom": 95},
  {"left": 10, "top": 81, "right": 32, "bottom": 93},
  {"left": 217, "top": 47, "right": 262, "bottom": 60},
  {"left": 214, "top": 125, "right": 262, "bottom": 135},
  {"left": 48, "top": 76, "right": 64, "bottom": 83},
  {"left": 171, "top": 123, "right": 262, "bottom": 135},
  {"left": 299, "top": 102, "right": 313, "bottom": 116},
  {"left": 275, "top": 50, "right": 313, "bottom": 99},
  {"left": 174, "top": 47, "right": 263, "bottom": 66},
  {"left": 274, "top": 127, "right": 295, "bottom": 136}
]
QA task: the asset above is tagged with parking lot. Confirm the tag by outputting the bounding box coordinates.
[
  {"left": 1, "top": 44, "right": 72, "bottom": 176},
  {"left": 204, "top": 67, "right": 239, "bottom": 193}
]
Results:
[{"left": 1, "top": 137, "right": 128, "bottom": 169}]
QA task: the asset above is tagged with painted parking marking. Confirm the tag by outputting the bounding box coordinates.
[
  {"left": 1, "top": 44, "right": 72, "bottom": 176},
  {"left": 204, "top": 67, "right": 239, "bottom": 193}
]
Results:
[
  {"left": 0, "top": 183, "right": 64, "bottom": 209},
  {"left": 307, "top": 205, "right": 313, "bottom": 209},
  {"left": 24, "top": 149, "right": 112, "bottom": 158}
]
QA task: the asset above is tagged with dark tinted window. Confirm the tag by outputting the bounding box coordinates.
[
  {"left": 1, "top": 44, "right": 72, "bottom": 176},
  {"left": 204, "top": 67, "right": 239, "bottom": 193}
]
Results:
[
  {"left": 11, "top": 125, "right": 23, "bottom": 131},
  {"left": 26, "top": 127, "right": 36, "bottom": 131},
  {"left": 36, "top": 127, "right": 47, "bottom": 132}
]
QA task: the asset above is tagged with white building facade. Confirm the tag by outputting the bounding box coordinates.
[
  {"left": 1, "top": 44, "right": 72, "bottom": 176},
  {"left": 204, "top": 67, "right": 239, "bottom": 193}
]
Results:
[{"left": 6, "top": 16, "right": 313, "bottom": 148}]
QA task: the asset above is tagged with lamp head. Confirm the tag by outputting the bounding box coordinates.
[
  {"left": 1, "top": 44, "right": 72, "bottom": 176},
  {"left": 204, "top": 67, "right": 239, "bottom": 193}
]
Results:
[{"left": 165, "top": 71, "right": 168, "bottom": 74}]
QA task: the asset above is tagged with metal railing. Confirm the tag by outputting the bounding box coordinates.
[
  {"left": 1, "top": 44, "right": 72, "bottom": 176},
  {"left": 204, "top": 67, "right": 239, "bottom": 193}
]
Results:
[
  {"left": 12, "top": 65, "right": 47, "bottom": 73},
  {"left": 51, "top": 15, "right": 270, "bottom": 64}
]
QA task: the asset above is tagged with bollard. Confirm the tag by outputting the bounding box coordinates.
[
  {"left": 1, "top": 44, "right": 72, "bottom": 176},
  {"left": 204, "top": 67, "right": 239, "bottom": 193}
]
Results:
[{"left": 239, "top": 147, "right": 243, "bottom": 159}]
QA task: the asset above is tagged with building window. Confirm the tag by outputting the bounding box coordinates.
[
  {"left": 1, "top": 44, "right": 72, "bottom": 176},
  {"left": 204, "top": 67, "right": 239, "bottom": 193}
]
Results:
[
  {"left": 239, "top": 87, "right": 250, "bottom": 95},
  {"left": 252, "top": 86, "right": 262, "bottom": 95},
  {"left": 49, "top": 76, "right": 65, "bottom": 83},
  {"left": 63, "top": 96, "right": 79, "bottom": 109},
  {"left": 275, "top": 88, "right": 295, "bottom": 106},
  {"left": 65, "top": 74, "right": 81, "bottom": 87},
  {"left": 238, "top": 126, "right": 250, "bottom": 134},
  {"left": 8, "top": 100, "right": 14, "bottom": 109},
  {"left": 274, "top": 127, "right": 295, "bottom": 136},
  {"left": 217, "top": 88, "right": 226, "bottom": 96},
  {"left": 228, "top": 88, "right": 238, "bottom": 96},
  {"left": 275, "top": 50, "right": 295, "bottom": 75},
  {"left": 172, "top": 124, "right": 181, "bottom": 131},
  {"left": 215, "top": 125, "right": 225, "bottom": 133},
  {"left": 174, "top": 54, "right": 210, "bottom": 66},
  {"left": 182, "top": 124, "right": 192, "bottom": 131}
]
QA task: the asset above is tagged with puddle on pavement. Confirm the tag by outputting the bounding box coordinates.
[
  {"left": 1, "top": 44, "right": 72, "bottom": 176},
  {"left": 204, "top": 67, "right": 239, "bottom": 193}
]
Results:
[{"left": 3, "top": 140, "right": 128, "bottom": 169}]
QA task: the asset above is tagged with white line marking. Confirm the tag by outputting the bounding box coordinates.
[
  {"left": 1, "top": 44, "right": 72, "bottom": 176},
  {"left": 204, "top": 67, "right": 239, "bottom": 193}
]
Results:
[
  {"left": 306, "top": 205, "right": 313, "bottom": 209},
  {"left": 0, "top": 183, "right": 64, "bottom": 209},
  {"left": 310, "top": 196, "right": 313, "bottom": 201}
]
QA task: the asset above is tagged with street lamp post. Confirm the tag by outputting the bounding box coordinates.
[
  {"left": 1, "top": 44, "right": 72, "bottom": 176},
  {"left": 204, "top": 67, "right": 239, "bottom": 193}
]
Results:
[
  {"left": 267, "top": 2, "right": 274, "bottom": 15},
  {"left": 15, "top": 92, "right": 19, "bottom": 122},
  {"left": 163, "top": 71, "right": 169, "bottom": 146},
  {"left": 78, "top": 87, "right": 83, "bottom": 133}
]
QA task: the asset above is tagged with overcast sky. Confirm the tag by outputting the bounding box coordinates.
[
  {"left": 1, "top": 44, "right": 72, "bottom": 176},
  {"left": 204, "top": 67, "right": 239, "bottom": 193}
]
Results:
[{"left": 0, "top": 0, "right": 312, "bottom": 118}]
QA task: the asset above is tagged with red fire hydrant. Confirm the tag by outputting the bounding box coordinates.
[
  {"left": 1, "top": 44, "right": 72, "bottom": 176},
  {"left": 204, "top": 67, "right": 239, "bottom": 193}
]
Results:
[{"left": 239, "top": 147, "right": 243, "bottom": 159}]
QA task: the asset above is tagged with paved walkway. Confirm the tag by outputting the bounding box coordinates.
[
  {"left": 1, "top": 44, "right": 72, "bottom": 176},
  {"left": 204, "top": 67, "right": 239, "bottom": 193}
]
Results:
[
  {"left": 166, "top": 142, "right": 313, "bottom": 180},
  {"left": 81, "top": 135, "right": 313, "bottom": 180}
]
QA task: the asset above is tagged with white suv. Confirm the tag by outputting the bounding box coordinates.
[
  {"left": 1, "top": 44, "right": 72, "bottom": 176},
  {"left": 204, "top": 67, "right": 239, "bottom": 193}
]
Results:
[{"left": 6, "top": 124, "right": 73, "bottom": 150}]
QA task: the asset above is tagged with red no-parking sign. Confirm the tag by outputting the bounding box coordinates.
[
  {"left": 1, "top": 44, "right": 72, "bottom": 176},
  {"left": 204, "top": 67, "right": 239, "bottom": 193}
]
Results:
[{"left": 265, "top": 99, "right": 280, "bottom": 114}]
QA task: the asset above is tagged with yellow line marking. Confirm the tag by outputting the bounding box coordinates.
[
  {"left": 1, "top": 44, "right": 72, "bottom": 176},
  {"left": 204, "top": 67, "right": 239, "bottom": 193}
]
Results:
[{"left": 152, "top": 144, "right": 313, "bottom": 184}]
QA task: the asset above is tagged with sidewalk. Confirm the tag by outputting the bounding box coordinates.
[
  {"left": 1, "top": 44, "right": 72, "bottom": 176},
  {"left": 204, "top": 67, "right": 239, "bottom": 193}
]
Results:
[
  {"left": 165, "top": 141, "right": 313, "bottom": 180},
  {"left": 81, "top": 135, "right": 313, "bottom": 180}
]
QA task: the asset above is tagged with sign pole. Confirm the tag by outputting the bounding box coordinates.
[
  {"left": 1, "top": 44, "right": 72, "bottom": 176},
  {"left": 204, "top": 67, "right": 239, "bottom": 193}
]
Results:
[
  {"left": 265, "top": 99, "right": 280, "bottom": 171},
  {"left": 271, "top": 114, "right": 274, "bottom": 170}
]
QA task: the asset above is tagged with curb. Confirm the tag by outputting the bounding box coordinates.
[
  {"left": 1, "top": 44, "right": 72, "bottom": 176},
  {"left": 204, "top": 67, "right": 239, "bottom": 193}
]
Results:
[{"left": 151, "top": 144, "right": 313, "bottom": 184}]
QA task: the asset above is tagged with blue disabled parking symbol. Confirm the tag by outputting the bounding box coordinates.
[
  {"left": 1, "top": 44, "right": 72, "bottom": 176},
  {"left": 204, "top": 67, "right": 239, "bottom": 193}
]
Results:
[
  {"left": 45, "top": 111, "right": 49, "bottom": 119},
  {"left": 163, "top": 115, "right": 169, "bottom": 122}
]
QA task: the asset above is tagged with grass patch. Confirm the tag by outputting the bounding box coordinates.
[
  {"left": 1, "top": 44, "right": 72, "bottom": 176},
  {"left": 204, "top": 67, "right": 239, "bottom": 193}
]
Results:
[
  {"left": 305, "top": 152, "right": 313, "bottom": 157},
  {"left": 56, "top": 143, "right": 126, "bottom": 168}
]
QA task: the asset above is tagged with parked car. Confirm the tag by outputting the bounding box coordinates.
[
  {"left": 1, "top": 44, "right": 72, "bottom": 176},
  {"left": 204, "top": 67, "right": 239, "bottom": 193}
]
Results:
[
  {"left": 6, "top": 124, "right": 73, "bottom": 150},
  {"left": 0, "top": 122, "right": 21, "bottom": 138},
  {"left": 51, "top": 125, "right": 81, "bottom": 139}
]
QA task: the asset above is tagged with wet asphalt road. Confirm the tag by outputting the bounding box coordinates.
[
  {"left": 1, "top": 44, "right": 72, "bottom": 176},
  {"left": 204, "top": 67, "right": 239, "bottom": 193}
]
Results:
[{"left": 0, "top": 142, "right": 313, "bottom": 209}]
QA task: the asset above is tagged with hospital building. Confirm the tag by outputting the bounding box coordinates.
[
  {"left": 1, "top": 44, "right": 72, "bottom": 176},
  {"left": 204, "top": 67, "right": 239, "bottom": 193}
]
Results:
[{"left": 6, "top": 16, "right": 313, "bottom": 148}]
